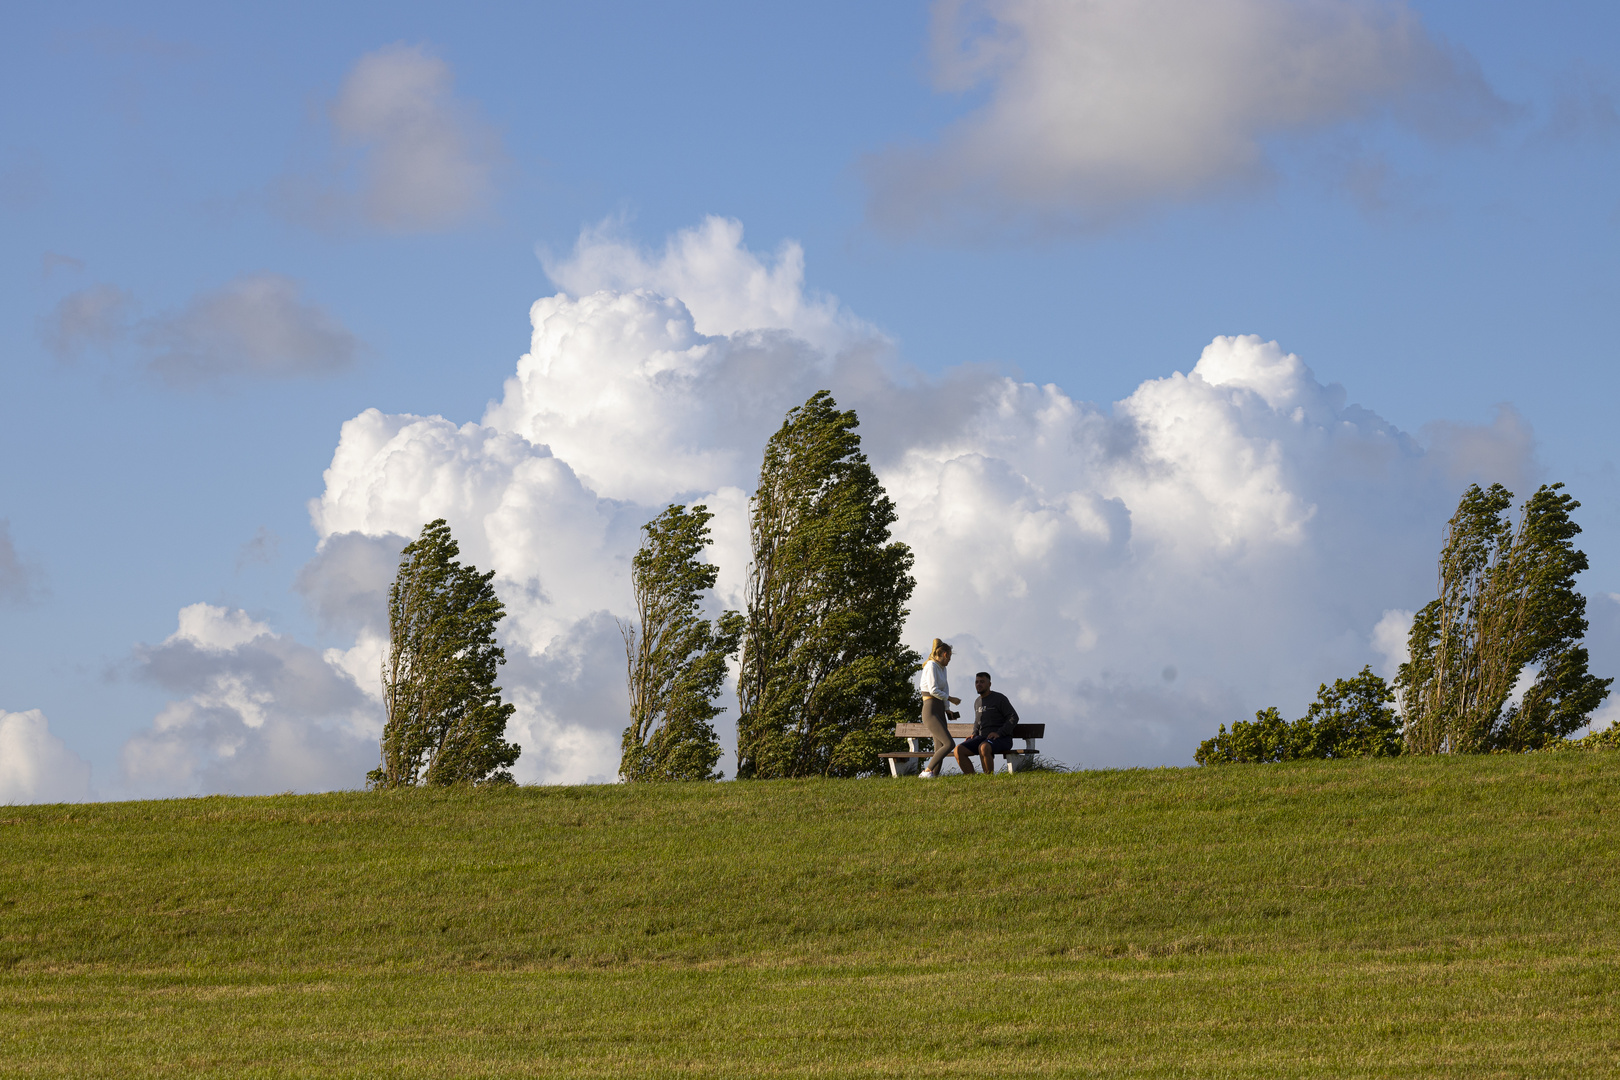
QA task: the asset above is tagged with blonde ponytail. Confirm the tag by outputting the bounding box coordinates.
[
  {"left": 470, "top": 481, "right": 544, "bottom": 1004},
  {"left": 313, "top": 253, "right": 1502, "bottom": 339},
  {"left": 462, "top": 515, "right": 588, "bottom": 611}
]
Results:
[{"left": 930, "top": 638, "right": 952, "bottom": 662}]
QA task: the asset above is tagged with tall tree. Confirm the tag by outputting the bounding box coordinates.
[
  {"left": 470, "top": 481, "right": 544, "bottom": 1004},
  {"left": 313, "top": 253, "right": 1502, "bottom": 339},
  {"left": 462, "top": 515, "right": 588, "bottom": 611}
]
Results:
[
  {"left": 369, "top": 519, "right": 519, "bottom": 788},
  {"left": 619, "top": 503, "right": 743, "bottom": 782},
  {"left": 1397, "top": 483, "right": 1611, "bottom": 753},
  {"left": 736, "top": 391, "right": 921, "bottom": 779}
]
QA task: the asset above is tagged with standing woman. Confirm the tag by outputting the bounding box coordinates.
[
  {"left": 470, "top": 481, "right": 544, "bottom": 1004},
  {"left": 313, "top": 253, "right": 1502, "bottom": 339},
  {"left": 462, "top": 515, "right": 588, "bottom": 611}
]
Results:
[{"left": 918, "top": 639, "right": 962, "bottom": 779}]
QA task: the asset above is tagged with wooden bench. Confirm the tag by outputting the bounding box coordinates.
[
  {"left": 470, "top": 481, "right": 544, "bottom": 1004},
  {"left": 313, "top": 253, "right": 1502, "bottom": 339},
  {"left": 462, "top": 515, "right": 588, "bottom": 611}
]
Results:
[{"left": 880, "top": 722, "right": 1045, "bottom": 776}]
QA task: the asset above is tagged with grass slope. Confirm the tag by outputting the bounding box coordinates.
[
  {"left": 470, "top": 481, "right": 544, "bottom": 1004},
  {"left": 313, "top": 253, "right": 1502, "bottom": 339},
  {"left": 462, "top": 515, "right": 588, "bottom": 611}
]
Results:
[{"left": 4, "top": 754, "right": 1620, "bottom": 1077}]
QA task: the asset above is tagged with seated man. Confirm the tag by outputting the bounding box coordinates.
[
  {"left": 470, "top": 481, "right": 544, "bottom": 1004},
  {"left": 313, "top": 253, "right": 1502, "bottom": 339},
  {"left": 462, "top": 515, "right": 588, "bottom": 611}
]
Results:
[{"left": 954, "top": 672, "right": 1019, "bottom": 775}]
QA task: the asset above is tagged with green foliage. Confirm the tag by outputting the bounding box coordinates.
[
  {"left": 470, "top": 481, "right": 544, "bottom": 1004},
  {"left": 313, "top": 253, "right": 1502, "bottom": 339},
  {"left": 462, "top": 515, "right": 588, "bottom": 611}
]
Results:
[
  {"left": 1397, "top": 483, "right": 1612, "bottom": 754},
  {"left": 369, "top": 519, "right": 518, "bottom": 788},
  {"left": 619, "top": 504, "right": 743, "bottom": 782},
  {"left": 1197, "top": 707, "right": 1296, "bottom": 765},
  {"left": 1196, "top": 666, "right": 1402, "bottom": 764},
  {"left": 1298, "top": 665, "right": 1405, "bottom": 758},
  {"left": 736, "top": 391, "right": 922, "bottom": 778},
  {"left": 1544, "top": 720, "right": 1620, "bottom": 752}
]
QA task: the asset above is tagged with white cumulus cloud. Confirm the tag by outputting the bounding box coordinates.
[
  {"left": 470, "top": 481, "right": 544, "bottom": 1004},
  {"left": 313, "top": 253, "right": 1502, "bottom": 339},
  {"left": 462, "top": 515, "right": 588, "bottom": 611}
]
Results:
[
  {"left": 121, "top": 603, "right": 379, "bottom": 796},
  {"left": 542, "top": 217, "right": 873, "bottom": 353},
  {"left": 109, "top": 219, "right": 1555, "bottom": 794},
  {"left": 868, "top": 0, "right": 1511, "bottom": 234},
  {"left": 283, "top": 218, "right": 1537, "bottom": 782},
  {"left": 1371, "top": 608, "right": 1415, "bottom": 678},
  {"left": 0, "top": 710, "right": 93, "bottom": 805}
]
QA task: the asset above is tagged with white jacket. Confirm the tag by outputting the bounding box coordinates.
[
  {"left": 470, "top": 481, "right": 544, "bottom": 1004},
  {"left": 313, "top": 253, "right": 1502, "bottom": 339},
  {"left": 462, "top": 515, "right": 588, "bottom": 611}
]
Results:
[{"left": 919, "top": 659, "right": 949, "bottom": 702}]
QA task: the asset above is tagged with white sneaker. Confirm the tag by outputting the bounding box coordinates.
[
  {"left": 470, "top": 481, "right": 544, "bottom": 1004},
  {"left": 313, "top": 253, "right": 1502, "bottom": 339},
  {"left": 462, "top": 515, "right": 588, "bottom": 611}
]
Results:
[{"left": 919, "top": 770, "right": 936, "bottom": 779}]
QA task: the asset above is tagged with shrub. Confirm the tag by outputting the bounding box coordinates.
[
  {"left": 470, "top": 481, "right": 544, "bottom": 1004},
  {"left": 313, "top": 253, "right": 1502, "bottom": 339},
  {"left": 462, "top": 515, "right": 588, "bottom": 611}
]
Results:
[{"left": 1197, "top": 666, "right": 1402, "bottom": 765}]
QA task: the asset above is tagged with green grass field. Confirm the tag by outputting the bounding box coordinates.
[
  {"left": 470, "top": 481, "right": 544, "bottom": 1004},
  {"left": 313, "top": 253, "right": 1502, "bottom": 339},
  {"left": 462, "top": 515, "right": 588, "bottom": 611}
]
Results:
[{"left": 5, "top": 753, "right": 1620, "bottom": 1077}]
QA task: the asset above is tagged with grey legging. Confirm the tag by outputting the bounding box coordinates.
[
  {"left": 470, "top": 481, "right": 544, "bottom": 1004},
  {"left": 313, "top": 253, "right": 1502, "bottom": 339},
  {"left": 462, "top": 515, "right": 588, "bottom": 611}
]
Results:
[{"left": 921, "top": 696, "right": 955, "bottom": 774}]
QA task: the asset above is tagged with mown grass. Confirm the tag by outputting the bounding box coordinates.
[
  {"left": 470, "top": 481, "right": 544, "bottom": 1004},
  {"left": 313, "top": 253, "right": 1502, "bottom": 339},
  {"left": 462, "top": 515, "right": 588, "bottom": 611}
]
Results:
[{"left": 4, "top": 753, "right": 1620, "bottom": 1076}]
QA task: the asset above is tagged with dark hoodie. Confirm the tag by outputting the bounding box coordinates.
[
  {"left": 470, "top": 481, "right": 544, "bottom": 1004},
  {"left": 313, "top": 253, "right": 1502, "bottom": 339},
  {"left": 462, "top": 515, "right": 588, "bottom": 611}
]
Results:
[{"left": 972, "top": 690, "right": 1019, "bottom": 737}]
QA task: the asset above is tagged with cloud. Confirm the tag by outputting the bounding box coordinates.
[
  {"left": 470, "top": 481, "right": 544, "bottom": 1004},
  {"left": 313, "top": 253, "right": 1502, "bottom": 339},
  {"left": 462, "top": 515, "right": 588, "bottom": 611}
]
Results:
[
  {"left": 280, "top": 44, "right": 500, "bottom": 232},
  {"left": 39, "top": 275, "right": 359, "bottom": 384},
  {"left": 542, "top": 217, "right": 875, "bottom": 353},
  {"left": 0, "top": 520, "right": 47, "bottom": 606},
  {"left": 109, "top": 219, "right": 1548, "bottom": 795},
  {"left": 292, "top": 530, "right": 409, "bottom": 694},
  {"left": 867, "top": 0, "right": 1511, "bottom": 234},
  {"left": 140, "top": 273, "right": 360, "bottom": 386},
  {"left": 39, "top": 284, "right": 135, "bottom": 361},
  {"left": 120, "top": 603, "right": 379, "bottom": 796},
  {"left": 1420, "top": 405, "right": 1538, "bottom": 494},
  {"left": 0, "top": 710, "right": 93, "bottom": 805},
  {"left": 294, "top": 530, "right": 408, "bottom": 636},
  {"left": 284, "top": 218, "right": 1540, "bottom": 782},
  {"left": 1370, "top": 608, "right": 1415, "bottom": 678}
]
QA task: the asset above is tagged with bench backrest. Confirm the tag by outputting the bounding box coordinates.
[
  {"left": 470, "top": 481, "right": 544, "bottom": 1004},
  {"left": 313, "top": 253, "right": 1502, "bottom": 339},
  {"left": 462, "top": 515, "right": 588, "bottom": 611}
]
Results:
[{"left": 893, "top": 722, "right": 1044, "bottom": 739}]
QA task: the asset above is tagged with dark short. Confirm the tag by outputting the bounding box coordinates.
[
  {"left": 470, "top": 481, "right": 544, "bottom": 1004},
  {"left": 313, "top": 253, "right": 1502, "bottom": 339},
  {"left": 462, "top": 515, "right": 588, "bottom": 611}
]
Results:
[{"left": 959, "top": 733, "right": 1013, "bottom": 756}]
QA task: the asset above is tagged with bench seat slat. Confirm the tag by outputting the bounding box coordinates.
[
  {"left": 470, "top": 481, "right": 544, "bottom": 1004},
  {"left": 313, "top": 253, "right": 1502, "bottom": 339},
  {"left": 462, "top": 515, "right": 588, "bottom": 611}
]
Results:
[
  {"left": 879, "top": 750, "right": 1038, "bottom": 759},
  {"left": 892, "top": 723, "right": 1044, "bottom": 739}
]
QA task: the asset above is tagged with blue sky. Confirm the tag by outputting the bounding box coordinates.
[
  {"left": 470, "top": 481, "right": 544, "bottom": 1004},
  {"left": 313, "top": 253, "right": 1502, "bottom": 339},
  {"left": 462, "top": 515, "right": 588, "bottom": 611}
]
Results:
[{"left": 3, "top": 1, "right": 1618, "bottom": 796}]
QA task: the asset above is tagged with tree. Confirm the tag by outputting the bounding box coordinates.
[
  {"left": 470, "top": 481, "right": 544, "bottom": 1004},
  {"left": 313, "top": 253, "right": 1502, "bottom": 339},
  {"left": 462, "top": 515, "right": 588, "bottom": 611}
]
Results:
[
  {"left": 1296, "top": 666, "right": 1404, "bottom": 760},
  {"left": 1196, "top": 667, "right": 1402, "bottom": 765},
  {"left": 619, "top": 504, "right": 743, "bottom": 782},
  {"left": 736, "top": 391, "right": 922, "bottom": 779},
  {"left": 1396, "top": 483, "right": 1611, "bottom": 754},
  {"left": 369, "top": 519, "right": 519, "bottom": 788}
]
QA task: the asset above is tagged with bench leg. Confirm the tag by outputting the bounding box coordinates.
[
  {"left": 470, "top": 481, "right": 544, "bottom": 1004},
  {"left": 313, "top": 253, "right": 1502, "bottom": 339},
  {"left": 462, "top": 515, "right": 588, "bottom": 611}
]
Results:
[{"left": 1002, "top": 752, "right": 1036, "bottom": 774}]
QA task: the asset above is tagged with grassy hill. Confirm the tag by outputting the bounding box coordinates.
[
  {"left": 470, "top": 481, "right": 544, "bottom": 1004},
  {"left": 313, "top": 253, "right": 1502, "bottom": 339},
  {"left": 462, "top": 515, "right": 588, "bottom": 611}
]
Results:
[{"left": 4, "top": 753, "right": 1619, "bottom": 1077}]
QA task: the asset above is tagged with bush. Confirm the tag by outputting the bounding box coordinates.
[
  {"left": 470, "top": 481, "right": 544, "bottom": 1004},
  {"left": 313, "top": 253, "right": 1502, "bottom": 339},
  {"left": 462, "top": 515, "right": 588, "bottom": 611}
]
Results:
[
  {"left": 1197, "top": 666, "right": 1402, "bottom": 765},
  {"left": 1543, "top": 721, "right": 1620, "bottom": 752}
]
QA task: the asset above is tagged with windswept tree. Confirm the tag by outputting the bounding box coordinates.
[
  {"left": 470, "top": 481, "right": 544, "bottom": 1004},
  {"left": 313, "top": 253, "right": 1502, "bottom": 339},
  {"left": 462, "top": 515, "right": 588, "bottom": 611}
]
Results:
[
  {"left": 736, "top": 391, "right": 922, "bottom": 779},
  {"left": 1397, "top": 483, "right": 1611, "bottom": 754},
  {"left": 369, "top": 519, "right": 519, "bottom": 788},
  {"left": 619, "top": 504, "right": 743, "bottom": 782}
]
